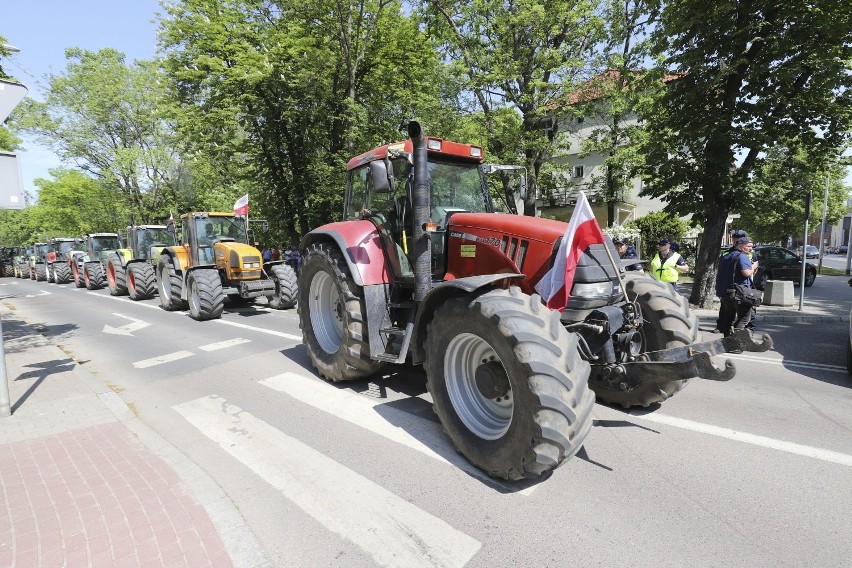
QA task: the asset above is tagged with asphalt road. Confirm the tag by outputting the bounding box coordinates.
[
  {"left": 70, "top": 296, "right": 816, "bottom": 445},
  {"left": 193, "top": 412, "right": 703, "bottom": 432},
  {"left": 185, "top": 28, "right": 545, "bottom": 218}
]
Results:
[{"left": 2, "top": 276, "right": 851, "bottom": 568}]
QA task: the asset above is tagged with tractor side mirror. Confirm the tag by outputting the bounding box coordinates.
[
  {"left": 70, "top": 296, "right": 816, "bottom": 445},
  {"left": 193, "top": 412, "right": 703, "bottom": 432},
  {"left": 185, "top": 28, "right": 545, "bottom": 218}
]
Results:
[{"left": 369, "top": 161, "right": 391, "bottom": 193}]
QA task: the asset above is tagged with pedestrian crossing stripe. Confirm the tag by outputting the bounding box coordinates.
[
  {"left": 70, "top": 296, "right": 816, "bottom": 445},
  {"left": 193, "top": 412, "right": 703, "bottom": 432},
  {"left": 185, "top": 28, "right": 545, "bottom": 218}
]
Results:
[{"left": 173, "top": 394, "right": 481, "bottom": 568}]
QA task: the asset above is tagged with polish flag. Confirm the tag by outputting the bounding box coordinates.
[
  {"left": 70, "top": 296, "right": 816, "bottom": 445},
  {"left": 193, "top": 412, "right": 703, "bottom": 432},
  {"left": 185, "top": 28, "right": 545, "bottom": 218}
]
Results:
[
  {"left": 233, "top": 194, "right": 249, "bottom": 216},
  {"left": 534, "top": 191, "right": 606, "bottom": 310}
]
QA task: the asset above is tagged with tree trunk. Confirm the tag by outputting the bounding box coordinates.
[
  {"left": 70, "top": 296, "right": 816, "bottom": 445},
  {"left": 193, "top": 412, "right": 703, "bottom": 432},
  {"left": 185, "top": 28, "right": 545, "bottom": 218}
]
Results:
[{"left": 689, "top": 208, "right": 728, "bottom": 308}]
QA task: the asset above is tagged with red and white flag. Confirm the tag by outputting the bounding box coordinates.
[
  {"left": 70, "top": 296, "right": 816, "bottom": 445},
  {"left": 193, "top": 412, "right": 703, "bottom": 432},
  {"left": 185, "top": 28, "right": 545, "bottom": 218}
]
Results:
[
  {"left": 233, "top": 194, "right": 249, "bottom": 216},
  {"left": 534, "top": 191, "right": 605, "bottom": 310}
]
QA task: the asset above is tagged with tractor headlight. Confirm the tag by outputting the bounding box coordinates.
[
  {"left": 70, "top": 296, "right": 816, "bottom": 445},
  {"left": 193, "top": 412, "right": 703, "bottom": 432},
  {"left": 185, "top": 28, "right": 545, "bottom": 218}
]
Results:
[
  {"left": 243, "top": 262, "right": 260, "bottom": 269},
  {"left": 571, "top": 281, "right": 613, "bottom": 298}
]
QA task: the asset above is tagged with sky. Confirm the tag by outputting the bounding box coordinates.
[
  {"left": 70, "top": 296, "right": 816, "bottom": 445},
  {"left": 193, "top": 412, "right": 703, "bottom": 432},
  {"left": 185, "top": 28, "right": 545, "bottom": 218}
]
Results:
[{"left": 3, "top": 0, "right": 162, "bottom": 199}]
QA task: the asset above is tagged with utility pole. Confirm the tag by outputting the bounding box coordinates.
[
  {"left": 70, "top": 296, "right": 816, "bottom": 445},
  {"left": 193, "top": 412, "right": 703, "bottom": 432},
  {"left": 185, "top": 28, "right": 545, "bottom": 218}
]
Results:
[
  {"left": 799, "top": 191, "right": 812, "bottom": 312},
  {"left": 817, "top": 175, "right": 829, "bottom": 274},
  {"left": 0, "top": 44, "right": 28, "bottom": 417}
]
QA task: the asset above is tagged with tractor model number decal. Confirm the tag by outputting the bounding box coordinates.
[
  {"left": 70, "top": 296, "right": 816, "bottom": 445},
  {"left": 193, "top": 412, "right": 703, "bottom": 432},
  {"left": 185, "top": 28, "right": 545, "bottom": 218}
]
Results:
[
  {"left": 450, "top": 231, "right": 502, "bottom": 248},
  {"left": 460, "top": 244, "right": 476, "bottom": 258}
]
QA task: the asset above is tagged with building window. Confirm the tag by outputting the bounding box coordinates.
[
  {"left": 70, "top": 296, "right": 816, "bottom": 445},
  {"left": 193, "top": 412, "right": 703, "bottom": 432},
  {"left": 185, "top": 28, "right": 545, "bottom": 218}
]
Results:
[
  {"left": 573, "top": 166, "right": 584, "bottom": 178},
  {"left": 577, "top": 116, "right": 584, "bottom": 124}
]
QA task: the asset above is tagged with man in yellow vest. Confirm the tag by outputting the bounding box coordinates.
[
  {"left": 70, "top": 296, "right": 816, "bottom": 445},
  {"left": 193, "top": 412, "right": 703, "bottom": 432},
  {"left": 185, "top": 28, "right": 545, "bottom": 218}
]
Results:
[{"left": 650, "top": 237, "right": 689, "bottom": 294}]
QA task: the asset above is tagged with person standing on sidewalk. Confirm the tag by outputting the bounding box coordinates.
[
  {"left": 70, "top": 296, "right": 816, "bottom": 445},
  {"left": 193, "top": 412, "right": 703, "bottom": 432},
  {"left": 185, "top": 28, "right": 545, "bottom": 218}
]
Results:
[
  {"left": 650, "top": 238, "right": 688, "bottom": 294},
  {"left": 716, "top": 236, "right": 759, "bottom": 337}
]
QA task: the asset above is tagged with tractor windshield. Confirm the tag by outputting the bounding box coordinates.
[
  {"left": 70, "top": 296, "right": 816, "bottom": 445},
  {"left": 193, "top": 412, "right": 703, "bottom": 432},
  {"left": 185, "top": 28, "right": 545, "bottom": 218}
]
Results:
[
  {"left": 428, "top": 160, "right": 489, "bottom": 213},
  {"left": 196, "top": 217, "right": 248, "bottom": 244},
  {"left": 57, "top": 241, "right": 75, "bottom": 254},
  {"left": 139, "top": 228, "right": 170, "bottom": 246},
  {"left": 92, "top": 236, "right": 120, "bottom": 252}
]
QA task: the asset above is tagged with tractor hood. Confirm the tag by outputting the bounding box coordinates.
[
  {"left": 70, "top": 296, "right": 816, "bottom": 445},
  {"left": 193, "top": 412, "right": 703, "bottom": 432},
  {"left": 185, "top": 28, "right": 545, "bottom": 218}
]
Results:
[{"left": 445, "top": 212, "right": 623, "bottom": 313}]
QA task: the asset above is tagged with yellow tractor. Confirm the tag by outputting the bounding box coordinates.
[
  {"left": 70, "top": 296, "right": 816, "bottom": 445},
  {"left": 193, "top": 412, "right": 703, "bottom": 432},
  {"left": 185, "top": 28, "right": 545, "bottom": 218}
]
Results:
[{"left": 156, "top": 212, "right": 297, "bottom": 320}]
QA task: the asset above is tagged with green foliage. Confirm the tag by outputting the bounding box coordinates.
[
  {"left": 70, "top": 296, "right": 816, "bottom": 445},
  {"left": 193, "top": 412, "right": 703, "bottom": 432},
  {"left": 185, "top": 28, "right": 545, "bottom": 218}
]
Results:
[
  {"left": 736, "top": 145, "right": 851, "bottom": 244},
  {"left": 418, "top": 0, "right": 605, "bottom": 212},
  {"left": 158, "top": 0, "right": 452, "bottom": 245},
  {"left": 625, "top": 210, "right": 688, "bottom": 249},
  {"left": 640, "top": 0, "right": 852, "bottom": 306},
  {"left": 26, "top": 169, "right": 129, "bottom": 238},
  {"left": 14, "top": 49, "right": 178, "bottom": 223}
]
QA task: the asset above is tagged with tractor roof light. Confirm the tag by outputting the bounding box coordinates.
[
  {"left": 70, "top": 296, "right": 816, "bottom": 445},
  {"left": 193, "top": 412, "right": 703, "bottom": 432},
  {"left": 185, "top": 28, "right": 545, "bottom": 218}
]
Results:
[
  {"left": 427, "top": 138, "right": 442, "bottom": 151},
  {"left": 470, "top": 147, "right": 482, "bottom": 158}
]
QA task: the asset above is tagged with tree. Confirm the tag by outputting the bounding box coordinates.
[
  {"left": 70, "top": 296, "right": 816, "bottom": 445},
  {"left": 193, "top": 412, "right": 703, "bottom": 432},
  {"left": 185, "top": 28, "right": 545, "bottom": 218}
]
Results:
[
  {"left": 159, "top": 0, "right": 452, "bottom": 245},
  {"left": 572, "top": 0, "right": 663, "bottom": 221},
  {"left": 736, "top": 145, "right": 851, "bottom": 245},
  {"left": 15, "top": 49, "right": 178, "bottom": 223},
  {"left": 418, "top": 0, "right": 605, "bottom": 214},
  {"left": 641, "top": 0, "right": 852, "bottom": 307}
]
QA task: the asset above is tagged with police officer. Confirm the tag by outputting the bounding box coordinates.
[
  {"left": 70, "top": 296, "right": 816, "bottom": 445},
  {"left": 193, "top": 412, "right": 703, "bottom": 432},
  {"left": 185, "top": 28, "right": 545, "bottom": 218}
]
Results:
[
  {"left": 613, "top": 238, "right": 642, "bottom": 271},
  {"left": 650, "top": 237, "right": 688, "bottom": 294},
  {"left": 715, "top": 236, "right": 758, "bottom": 339}
]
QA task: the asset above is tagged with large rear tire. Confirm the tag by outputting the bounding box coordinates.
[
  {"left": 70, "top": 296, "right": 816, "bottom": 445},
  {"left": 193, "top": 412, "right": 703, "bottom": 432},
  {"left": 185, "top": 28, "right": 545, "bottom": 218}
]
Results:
[
  {"left": 35, "top": 265, "right": 47, "bottom": 282},
  {"left": 54, "top": 264, "right": 71, "bottom": 284},
  {"left": 72, "top": 261, "right": 86, "bottom": 287},
  {"left": 84, "top": 263, "right": 105, "bottom": 290},
  {"left": 107, "top": 254, "right": 128, "bottom": 296},
  {"left": 593, "top": 273, "right": 700, "bottom": 408},
  {"left": 127, "top": 263, "right": 157, "bottom": 300},
  {"left": 297, "top": 243, "right": 385, "bottom": 382},
  {"left": 188, "top": 269, "right": 224, "bottom": 321},
  {"left": 425, "top": 286, "right": 595, "bottom": 481},
  {"left": 157, "top": 256, "right": 187, "bottom": 311},
  {"left": 268, "top": 264, "right": 297, "bottom": 309}
]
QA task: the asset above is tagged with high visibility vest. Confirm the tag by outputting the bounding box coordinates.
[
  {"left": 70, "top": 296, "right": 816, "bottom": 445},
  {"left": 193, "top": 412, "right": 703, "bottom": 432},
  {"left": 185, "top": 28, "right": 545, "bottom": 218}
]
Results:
[{"left": 651, "top": 252, "right": 682, "bottom": 283}]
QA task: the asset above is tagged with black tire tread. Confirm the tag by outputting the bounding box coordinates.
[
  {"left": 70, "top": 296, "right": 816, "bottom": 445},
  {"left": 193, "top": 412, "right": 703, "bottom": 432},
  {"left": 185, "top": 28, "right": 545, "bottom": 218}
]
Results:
[
  {"left": 188, "top": 269, "right": 224, "bottom": 320},
  {"left": 268, "top": 264, "right": 298, "bottom": 309},
  {"left": 85, "top": 263, "right": 105, "bottom": 290},
  {"left": 157, "top": 256, "right": 188, "bottom": 311},
  {"left": 107, "top": 254, "right": 128, "bottom": 296},
  {"left": 297, "top": 243, "right": 384, "bottom": 382},
  {"left": 426, "top": 286, "right": 595, "bottom": 480},
  {"left": 128, "top": 263, "right": 157, "bottom": 300},
  {"left": 594, "top": 273, "right": 700, "bottom": 408}
]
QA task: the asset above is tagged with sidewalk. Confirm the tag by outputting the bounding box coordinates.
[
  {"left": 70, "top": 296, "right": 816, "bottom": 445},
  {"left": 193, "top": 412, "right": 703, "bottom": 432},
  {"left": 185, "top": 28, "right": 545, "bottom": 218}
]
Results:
[
  {"left": 679, "top": 280, "right": 848, "bottom": 324},
  {"left": 0, "top": 308, "right": 269, "bottom": 568}
]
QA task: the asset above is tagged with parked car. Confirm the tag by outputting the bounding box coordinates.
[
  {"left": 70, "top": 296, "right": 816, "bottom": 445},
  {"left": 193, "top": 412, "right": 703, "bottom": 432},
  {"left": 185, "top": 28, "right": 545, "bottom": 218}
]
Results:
[
  {"left": 753, "top": 245, "right": 816, "bottom": 288},
  {"left": 839, "top": 245, "right": 848, "bottom": 254},
  {"left": 794, "top": 245, "right": 820, "bottom": 259}
]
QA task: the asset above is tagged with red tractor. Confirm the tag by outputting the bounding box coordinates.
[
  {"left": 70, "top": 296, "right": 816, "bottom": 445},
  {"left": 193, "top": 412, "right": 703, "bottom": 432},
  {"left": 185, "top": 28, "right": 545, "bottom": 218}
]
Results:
[{"left": 297, "top": 122, "right": 771, "bottom": 481}]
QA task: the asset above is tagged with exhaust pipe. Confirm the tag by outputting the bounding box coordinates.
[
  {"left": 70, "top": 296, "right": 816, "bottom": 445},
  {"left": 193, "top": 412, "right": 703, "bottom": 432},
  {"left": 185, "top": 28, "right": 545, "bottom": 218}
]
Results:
[{"left": 408, "top": 121, "right": 432, "bottom": 303}]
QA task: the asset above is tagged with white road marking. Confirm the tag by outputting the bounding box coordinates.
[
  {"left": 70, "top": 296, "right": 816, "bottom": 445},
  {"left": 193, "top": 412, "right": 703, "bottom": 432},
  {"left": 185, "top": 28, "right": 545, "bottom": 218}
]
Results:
[
  {"left": 90, "top": 292, "right": 162, "bottom": 309},
  {"left": 25, "top": 290, "right": 51, "bottom": 298},
  {"left": 132, "top": 350, "right": 194, "bottom": 369},
  {"left": 630, "top": 411, "right": 852, "bottom": 468},
  {"left": 724, "top": 352, "right": 847, "bottom": 374},
  {"left": 198, "top": 338, "right": 251, "bottom": 351},
  {"left": 174, "top": 395, "right": 482, "bottom": 568},
  {"left": 214, "top": 318, "right": 302, "bottom": 341},
  {"left": 102, "top": 313, "right": 151, "bottom": 336},
  {"left": 259, "top": 372, "right": 532, "bottom": 493}
]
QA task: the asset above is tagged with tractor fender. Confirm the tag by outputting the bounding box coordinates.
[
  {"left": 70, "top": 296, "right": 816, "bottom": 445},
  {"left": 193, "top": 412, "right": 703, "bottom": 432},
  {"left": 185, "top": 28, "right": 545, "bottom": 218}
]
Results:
[
  {"left": 409, "top": 274, "right": 525, "bottom": 365},
  {"left": 115, "top": 248, "right": 134, "bottom": 266},
  {"left": 301, "top": 221, "right": 392, "bottom": 286}
]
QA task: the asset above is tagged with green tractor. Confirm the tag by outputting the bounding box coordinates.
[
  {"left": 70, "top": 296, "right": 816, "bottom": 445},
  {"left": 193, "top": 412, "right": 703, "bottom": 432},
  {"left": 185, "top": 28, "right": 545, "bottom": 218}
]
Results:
[
  {"left": 106, "top": 225, "right": 171, "bottom": 300},
  {"left": 0, "top": 246, "right": 19, "bottom": 277},
  {"left": 12, "top": 246, "right": 28, "bottom": 278},
  {"left": 73, "top": 233, "right": 122, "bottom": 290},
  {"left": 29, "top": 243, "right": 49, "bottom": 281}
]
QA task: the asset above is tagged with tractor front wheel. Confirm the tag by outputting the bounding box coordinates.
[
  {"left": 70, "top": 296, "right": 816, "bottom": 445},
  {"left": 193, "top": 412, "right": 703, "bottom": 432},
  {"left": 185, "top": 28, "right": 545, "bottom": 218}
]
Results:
[
  {"left": 128, "top": 263, "right": 157, "bottom": 300},
  {"left": 107, "top": 254, "right": 128, "bottom": 296},
  {"left": 188, "top": 269, "right": 224, "bottom": 321},
  {"left": 157, "top": 256, "right": 187, "bottom": 311},
  {"left": 54, "top": 264, "right": 71, "bottom": 284},
  {"left": 297, "top": 243, "right": 384, "bottom": 382},
  {"left": 425, "top": 287, "right": 595, "bottom": 481},
  {"left": 593, "top": 272, "right": 700, "bottom": 408},
  {"left": 268, "top": 263, "right": 297, "bottom": 309}
]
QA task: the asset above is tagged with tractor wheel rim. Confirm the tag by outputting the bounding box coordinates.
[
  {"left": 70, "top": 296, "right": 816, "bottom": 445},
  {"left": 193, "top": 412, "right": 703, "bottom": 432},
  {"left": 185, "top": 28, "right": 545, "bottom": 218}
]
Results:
[
  {"left": 159, "top": 266, "right": 170, "bottom": 300},
  {"left": 444, "top": 332, "right": 513, "bottom": 440},
  {"left": 189, "top": 278, "right": 200, "bottom": 313},
  {"left": 309, "top": 270, "right": 344, "bottom": 354}
]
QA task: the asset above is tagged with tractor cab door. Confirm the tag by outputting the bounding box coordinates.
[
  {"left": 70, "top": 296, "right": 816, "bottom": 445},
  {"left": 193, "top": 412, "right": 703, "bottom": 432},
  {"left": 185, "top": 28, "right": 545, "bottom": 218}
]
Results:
[{"left": 348, "top": 160, "right": 413, "bottom": 281}]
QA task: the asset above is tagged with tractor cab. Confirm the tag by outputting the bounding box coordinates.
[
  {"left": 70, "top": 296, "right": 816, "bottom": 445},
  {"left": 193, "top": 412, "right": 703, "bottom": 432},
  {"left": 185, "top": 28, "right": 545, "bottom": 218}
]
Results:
[{"left": 346, "top": 138, "right": 493, "bottom": 282}]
